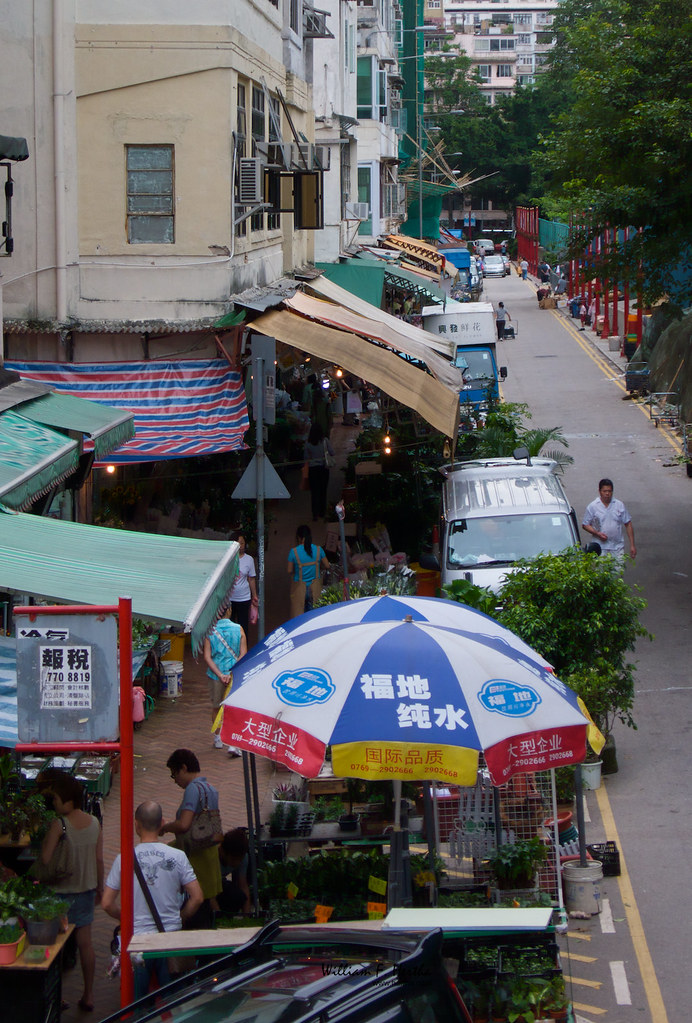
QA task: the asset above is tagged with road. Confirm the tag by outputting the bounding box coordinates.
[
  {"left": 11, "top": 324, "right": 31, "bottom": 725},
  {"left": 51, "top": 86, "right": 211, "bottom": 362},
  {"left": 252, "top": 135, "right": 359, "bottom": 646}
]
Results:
[{"left": 481, "top": 270, "right": 690, "bottom": 1022}]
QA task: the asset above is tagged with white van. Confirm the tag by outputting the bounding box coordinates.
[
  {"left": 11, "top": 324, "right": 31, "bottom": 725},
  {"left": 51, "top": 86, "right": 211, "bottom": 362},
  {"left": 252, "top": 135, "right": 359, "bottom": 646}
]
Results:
[{"left": 429, "top": 455, "right": 580, "bottom": 593}]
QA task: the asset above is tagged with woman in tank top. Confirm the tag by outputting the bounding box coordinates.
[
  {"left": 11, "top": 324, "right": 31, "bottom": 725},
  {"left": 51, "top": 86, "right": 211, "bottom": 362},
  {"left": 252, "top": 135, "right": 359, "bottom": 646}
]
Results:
[{"left": 39, "top": 771, "right": 103, "bottom": 1013}]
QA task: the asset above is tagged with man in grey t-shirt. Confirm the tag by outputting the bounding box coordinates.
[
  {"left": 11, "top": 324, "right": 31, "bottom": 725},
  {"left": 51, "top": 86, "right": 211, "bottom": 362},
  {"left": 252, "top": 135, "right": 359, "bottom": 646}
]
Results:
[{"left": 102, "top": 801, "right": 203, "bottom": 999}]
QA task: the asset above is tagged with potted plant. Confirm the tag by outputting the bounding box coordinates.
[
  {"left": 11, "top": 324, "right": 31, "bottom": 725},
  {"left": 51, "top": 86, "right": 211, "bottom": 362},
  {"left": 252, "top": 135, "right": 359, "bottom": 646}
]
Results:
[
  {"left": 22, "top": 890, "right": 69, "bottom": 946},
  {"left": 310, "top": 797, "right": 344, "bottom": 840},
  {"left": 271, "top": 780, "right": 310, "bottom": 814},
  {"left": 487, "top": 837, "right": 547, "bottom": 891},
  {"left": 506, "top": 977, "right": 545, "bottom": 1023},
  {"left": 0, "top": 920, "right": 24, "bottom": 965},
  {"left": 540, "top": 977, "right": 570, "bottom": 1021},
  {"left": 339, "top": 778, "right": 363, "bottom": 833}
]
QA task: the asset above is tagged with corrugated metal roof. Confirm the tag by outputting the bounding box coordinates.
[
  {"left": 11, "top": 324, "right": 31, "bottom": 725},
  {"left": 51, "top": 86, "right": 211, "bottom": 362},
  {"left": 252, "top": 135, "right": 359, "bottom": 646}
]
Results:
[{"left": 0, "top": 411, "right": 79, "bottom": 510}]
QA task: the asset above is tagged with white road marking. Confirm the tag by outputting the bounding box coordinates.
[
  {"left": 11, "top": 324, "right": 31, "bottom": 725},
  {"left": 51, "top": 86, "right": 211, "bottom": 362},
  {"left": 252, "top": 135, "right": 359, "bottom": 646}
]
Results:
[
  {"left": 600, "top": 897, "right": 615, "bottom": 933},
  {"left": 610, "top": 960, "right": 632, "bottom": 1004},
  {"left": 582, "top": 793, "right": 591, "bottom": 823}
]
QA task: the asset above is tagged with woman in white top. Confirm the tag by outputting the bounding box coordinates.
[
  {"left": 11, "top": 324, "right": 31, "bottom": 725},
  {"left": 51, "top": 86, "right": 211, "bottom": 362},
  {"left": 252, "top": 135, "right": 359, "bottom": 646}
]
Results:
[{"left": 229, "top": 533, "right": 258, "bottom": 634}]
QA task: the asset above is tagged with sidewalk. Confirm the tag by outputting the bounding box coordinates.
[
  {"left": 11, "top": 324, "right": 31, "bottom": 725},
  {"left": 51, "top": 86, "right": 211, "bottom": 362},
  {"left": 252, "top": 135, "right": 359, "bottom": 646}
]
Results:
[{"left": 60, "top": 416, "right": 361, "bottom": 1021}]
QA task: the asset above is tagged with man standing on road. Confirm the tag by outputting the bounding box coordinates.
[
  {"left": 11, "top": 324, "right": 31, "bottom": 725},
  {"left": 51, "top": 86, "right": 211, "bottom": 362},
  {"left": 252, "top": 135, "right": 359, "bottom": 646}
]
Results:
[
  {"left": 495, "top": 302, "right": 511, "bottom": 341},
  {"left": 582, "top": 478, "right": 637, "bottom": 561},
  {"left": 102, "top": 801, "right": 203, "bottom": 999},
  {"left": 520, "top": 257, "right": 529, "bottom": 280}
]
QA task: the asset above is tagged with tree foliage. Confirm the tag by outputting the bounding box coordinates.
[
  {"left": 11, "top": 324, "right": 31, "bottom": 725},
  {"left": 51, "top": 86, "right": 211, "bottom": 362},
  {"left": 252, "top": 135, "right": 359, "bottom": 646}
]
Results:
[
  {"left": 538, "top": 0, "right": 692, "bottom": 304},
  {"left": 497, "top": 551, "right": 651, "bottom": 736}
]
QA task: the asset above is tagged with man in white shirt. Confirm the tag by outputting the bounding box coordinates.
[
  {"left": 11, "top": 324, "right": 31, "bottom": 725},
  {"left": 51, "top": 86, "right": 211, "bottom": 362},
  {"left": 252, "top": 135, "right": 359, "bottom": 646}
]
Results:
[
  {"left": 582, "top": 478, "right": 636, "bottom": 561},
  {"left": 102, "top": 801, "right": 203, "bottom": 999}
]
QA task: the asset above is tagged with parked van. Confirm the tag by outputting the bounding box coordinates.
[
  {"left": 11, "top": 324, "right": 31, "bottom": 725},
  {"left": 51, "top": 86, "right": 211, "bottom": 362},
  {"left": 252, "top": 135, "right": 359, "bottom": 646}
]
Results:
[{"left": 426, "top": 455, "right": 580, "bottom": 593}]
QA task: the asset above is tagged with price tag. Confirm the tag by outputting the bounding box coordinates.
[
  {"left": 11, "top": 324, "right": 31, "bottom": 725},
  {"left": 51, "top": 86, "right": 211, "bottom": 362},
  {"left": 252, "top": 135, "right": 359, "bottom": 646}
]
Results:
[
  {"left": 287, "top": 882, "right": 299, "bottom": 900},
  {"left": 314, "top": 905, "right": 334, "bottom": 923},
  {"left": 367, "top": 901, "right": 387, "bottom": 919},
  {"left": 368, "top": 875, "right": 387, "bottom": 895}
]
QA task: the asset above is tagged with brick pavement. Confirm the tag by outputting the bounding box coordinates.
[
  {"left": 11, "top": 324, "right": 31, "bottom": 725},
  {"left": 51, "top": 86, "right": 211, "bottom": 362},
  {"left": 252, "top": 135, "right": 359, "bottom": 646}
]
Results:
[{"left": 60, "top": 418, "right": 359, "bottom": 1021}]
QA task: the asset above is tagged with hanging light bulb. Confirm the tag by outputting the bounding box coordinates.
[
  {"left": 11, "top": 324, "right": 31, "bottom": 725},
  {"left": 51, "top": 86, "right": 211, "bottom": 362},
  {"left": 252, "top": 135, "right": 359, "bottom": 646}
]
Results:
[
  {"left": 105, "top": 464, "right": 116, "bottom": 474},
  {"left": 384, "top": 444, "right": 392, "bottom": 455},
  {"left": 335, "top": 367, "right": 343, "bottom": 378},
  {"left": 383, "top": 433, "right": 391, "bottom": 445}
]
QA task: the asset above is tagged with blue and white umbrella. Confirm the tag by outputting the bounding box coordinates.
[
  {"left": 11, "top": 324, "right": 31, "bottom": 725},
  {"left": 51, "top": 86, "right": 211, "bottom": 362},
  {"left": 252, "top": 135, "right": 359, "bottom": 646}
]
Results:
[{"left": 220, "top": 596, "right": 601, "bottom": 786}]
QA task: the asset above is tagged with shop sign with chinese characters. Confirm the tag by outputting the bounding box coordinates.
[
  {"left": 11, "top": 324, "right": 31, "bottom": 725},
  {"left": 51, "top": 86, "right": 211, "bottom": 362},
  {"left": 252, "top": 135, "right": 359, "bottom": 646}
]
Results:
[{"left": 16, "top": 611, "right": 119, "bottom": 743}]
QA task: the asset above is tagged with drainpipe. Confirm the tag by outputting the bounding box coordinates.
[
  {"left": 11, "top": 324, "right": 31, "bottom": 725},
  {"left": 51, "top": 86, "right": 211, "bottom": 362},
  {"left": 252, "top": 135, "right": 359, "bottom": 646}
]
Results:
[{"left": 53, "top": 0, "right": 67, "bottom": 323}]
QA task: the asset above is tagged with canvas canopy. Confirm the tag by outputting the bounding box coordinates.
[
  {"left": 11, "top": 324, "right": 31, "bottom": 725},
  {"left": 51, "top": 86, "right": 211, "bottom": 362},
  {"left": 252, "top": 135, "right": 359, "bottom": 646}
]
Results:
[{"left": 0, "top": 507, "right": 239, "bottom": 654}]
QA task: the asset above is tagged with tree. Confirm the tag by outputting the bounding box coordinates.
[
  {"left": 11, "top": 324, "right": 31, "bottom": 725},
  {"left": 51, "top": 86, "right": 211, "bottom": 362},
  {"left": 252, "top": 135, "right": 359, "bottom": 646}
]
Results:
[
  {"left": 537, "top": 0, "right": 692, "bottom": 304},
  {"left": 497, "top": 551, "right": 651, "bottom": 737}
]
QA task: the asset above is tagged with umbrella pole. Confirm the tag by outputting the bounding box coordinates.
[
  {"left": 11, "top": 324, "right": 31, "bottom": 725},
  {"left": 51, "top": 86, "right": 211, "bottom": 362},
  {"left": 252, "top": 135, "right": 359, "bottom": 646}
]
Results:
[
  {"left": 574, "top": 764, "right": 588, "bottom": 867},
  {"left": 243, "top": 752, "right": 260, "bottom": 915},
  {"left": 422, "top": 783, "right": 437, "bottom": 875},
  {"left": 493, "top": 785, "right": 503, "bottom": 849},
  {"left": 549, "top": 768, "right": 564, "bottom": 912}
]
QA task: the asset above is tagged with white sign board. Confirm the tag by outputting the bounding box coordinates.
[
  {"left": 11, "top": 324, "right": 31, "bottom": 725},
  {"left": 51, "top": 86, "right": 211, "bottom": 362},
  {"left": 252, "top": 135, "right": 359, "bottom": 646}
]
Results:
[{"left": 16, "top": 611, "right": 119, "bottom": 742}]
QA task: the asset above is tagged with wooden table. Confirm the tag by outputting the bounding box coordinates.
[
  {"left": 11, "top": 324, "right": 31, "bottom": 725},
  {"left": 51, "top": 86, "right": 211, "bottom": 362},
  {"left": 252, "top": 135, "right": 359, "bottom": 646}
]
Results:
[{"left": 0, "top": 925, "right": 74, "bottom": 1023}]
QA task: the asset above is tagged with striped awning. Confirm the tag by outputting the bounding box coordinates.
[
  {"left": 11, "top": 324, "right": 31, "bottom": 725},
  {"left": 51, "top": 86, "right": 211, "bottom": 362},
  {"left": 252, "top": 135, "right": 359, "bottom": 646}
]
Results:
[
  {"left": 0, "top": 411, "right": 79, "bottom": 510},
  {"left": 0, "top": 507, "right": 239, "bottom": 656},
  {"left": 6, "top": 359, "right": 249, "bottom": 463}
]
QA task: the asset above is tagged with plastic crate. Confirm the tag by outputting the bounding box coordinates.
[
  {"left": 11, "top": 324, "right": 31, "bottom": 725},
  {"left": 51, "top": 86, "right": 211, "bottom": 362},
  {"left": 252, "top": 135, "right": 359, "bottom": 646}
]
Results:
[{"left": 587, "top": 841, "right": 621, "bottom": 876}]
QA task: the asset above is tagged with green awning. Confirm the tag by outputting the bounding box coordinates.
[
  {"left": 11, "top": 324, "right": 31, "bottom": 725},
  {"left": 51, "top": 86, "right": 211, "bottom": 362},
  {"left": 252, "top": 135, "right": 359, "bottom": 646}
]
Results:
[
  {"left": 382, "top": 265, "right": 448, "bottom": 304},
  {"left": 17, "top": 391, "right": 135, "bottom": 459},
  {"left": 0, "top": 507, "right": 239, "bottom": 653},
  {"left": 0, "top": 411, "right": 79, "bottom": 510},
  {"left": 315, "top": 262, "right": 386, "bottom": 308}
]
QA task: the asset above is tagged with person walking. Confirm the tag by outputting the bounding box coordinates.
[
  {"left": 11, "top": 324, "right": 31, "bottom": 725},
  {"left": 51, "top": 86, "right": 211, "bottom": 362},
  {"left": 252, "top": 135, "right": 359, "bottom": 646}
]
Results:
[
  {"left": 160, "top": 749, "right": 223, "bottom": 929},
  {"left": 520, "top": 257, "right": 529, "bottom": 280},
  {"left": 287, "top": 524, "right": 330, "bottom": 618},
  {"left": 203, "top": 610, "right": 246, "bottom": 750},
  {"left": 38, "top": 772, "right": 104, "bottom": 1013},
  {"left": 216, "top": 829, "right": 252, "bottom": 917},
  {"left": 101, "top": 801, "right": 203, "bottom": 999},
  {"left": 228, "top": 533, "right": 258, "bottom": 634},
  {"left": 303, "top": 423, "right": 334, "bottom": 521},
  {"left": 495, "top": 302, "right": 511, "bottom": 341},
  {"left": 582, "top": 478, "right": 636, "bottom": 561}
]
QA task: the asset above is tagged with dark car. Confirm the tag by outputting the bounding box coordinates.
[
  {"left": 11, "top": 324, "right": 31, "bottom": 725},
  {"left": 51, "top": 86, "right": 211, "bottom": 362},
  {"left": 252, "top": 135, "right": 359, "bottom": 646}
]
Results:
[{"left": 99, "top": 922, "right": 472, "bottom": 1023}]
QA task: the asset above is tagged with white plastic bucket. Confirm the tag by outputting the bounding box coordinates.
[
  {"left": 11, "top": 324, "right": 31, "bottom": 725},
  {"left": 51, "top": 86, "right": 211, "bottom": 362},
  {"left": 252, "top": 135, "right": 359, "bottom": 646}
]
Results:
[
  {"left": 582, "top": 759, "right": 602, "bottom": 790},
  {"left": 161, "top": 660, "right": 183, "bottom": 698},
  {"left": 563, "top": 861, "right": 603, "bottom": 915}
]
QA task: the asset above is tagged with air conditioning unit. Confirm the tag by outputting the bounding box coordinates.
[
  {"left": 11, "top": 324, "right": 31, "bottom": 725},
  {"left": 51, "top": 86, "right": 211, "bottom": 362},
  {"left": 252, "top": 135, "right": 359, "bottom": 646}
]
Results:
[
  {"left": 344, "top": 202, "right": 369, "bottom": 221},
  {"left": 238, "top": 158, "right": 264, "bottom": 204},
  {"left": 290, "top": 144, "right": 331, "bottom": 171}
]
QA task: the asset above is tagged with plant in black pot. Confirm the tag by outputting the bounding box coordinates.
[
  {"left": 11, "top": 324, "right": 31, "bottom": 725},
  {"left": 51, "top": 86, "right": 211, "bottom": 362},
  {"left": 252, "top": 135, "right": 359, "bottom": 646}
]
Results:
[
  {"left": 338, "top": 778, "right": 364, "bottom": 833},
  {"left": 22, "top": 890, "right": 69, "bottom": 946},
  {"left": 487, "top": 837, "right": 547, "bottom": 891}
]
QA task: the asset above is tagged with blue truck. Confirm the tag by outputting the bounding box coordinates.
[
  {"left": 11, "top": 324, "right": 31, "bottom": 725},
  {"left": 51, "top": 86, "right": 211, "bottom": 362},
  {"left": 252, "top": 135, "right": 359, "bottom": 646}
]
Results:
[{"left": 421, "top": 301, "right": 507, "bottom": 411}]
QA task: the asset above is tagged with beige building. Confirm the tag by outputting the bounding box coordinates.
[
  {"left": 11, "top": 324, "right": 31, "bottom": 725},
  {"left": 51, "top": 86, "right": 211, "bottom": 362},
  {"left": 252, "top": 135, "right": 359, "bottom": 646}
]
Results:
[{"left": 2, "top": 0, "right": 316, "bottom": 364}]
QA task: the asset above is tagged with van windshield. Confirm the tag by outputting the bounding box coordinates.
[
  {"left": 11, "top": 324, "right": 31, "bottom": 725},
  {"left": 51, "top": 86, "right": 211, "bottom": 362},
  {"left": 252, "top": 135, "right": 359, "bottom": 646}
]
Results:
[
  {"left": 454, "top": 350, "right": 494, "bottom": 382},
  {"left": 447, "top": 513, "right": 575, "bottom": 568}
]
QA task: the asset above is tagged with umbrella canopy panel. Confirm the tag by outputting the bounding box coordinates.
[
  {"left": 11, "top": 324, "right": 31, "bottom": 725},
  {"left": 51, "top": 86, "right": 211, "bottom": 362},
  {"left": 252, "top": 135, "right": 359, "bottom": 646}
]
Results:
[{"left": 221, "top": 598, "right": 593, "bottom": 785}]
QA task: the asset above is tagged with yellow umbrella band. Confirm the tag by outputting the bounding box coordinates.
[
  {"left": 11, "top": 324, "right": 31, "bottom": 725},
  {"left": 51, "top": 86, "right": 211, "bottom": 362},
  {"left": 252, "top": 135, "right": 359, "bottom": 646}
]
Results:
[{"left": 332, "top": 742, "right": 480, "bottom": 786}]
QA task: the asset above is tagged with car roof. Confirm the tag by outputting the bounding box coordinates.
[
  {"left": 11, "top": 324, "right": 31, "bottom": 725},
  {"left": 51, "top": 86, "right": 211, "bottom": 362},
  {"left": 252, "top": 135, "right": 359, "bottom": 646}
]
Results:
[
  {"left": 440, "top": 459, "right": 571, "bottom": 519},
  {"left": 98, "top": 923, "right": 458, "bottom": 1023}
]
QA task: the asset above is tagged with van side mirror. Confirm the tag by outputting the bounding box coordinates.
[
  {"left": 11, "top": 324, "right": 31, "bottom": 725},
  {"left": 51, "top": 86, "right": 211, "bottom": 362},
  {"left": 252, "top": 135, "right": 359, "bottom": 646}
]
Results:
[
  {"left": 500, "top": 366, "right": 508, "bottom": 380},
  {"left": 513, "top": 445, "right": 531, "bottom": 464},
  {"left": 419, "top": 552, "right": 440, "bottom": 571}
]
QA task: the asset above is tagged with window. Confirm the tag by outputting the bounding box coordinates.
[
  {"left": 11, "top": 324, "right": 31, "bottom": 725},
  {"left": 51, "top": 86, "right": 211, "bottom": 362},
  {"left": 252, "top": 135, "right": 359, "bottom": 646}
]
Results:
[
  {"left": 357, "top": 164, "right": 373, "bottom": 235},
  {"left": 489, "top": 38, "right": 514, "bottom": 51},
  {"left": 497, "top": 64, "right": 513, "bottom": 77},
  {"left": 341, "top": 144, "right": 352, "bottom": 219},
  {"left": 514, "top": 13, "right": 532, "bottom": 26},
  {"left": 235, "top": 83, "right": 247, "bottom": 237},
  {"left": 357, "top": 56, "right": 374, "bottom": 119},
  {"left": 290, "top": 0, "right": 300, "bottom": 33},
  {"left": 126, "top": 145, "right": 174, "bottom": 244},
  {"left": 267, "top": 95, "right": 281, "bottom": 230},
  {"left": 517, "top": 33, "right": 531, "bottom": 44},
  {"left": 476, "top": 64, "right": 491, "bottom": 82},
  {"left": 251, "top": 86, "right": 266, "bottom": 231}
]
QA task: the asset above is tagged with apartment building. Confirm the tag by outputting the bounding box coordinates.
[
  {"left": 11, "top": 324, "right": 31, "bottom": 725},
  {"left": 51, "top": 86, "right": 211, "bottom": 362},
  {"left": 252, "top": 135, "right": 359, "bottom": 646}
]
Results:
[
  {"left": 1, "top": 0, "right": 318, "bottom": 366},
  {"left": 426, "top": 0, "right": 558, "bottom": 103}
]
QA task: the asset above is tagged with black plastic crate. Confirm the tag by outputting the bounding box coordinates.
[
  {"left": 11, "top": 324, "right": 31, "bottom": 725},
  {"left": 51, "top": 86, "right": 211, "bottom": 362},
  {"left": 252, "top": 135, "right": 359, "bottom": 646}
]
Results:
[{"left": 587, "top": 841, "right": 621, "bottom": 876}]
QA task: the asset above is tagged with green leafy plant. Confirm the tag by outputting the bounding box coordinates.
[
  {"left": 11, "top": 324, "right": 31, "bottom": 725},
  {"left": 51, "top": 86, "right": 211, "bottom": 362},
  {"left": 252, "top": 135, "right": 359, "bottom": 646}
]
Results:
[
  {"left": 507, "top": 977, "right": 546, "bottom": 1023},
  {"left": 22, "top": 891, "right": 69, "bottom": 922},
  {"left": 442, "top": 577, "right": 498, "bottom": 615},
  {"left": 487, "top": 838, "right": 547, "bottom": 889},
  {"left": 0, "top": 921, "right": 21, "bottom": 944},
  {"left": 0, "top": 876, "right": 30, "bottom": 923},
  {"left": 498, "top": 551, "right": 651, "bottom": 739},
  {"left": 311, "top": 796, "right": 344, "bottom": 823},
  {"left": 272, "top": 781, "right": 305, "bottom": 802}
]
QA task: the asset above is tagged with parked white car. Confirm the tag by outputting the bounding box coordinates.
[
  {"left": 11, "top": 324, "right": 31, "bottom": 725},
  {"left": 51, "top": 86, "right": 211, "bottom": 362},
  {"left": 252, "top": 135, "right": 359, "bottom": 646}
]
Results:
[{"left": 482, "top": 254, "right": 506, "bottom": 278}]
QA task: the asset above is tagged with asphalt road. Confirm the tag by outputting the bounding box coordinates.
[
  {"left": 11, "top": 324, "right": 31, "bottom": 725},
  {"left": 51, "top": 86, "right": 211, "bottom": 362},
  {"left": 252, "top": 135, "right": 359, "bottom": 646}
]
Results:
[{"left": 481, "top": 270, "right": 689, "bottom": 1022}]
